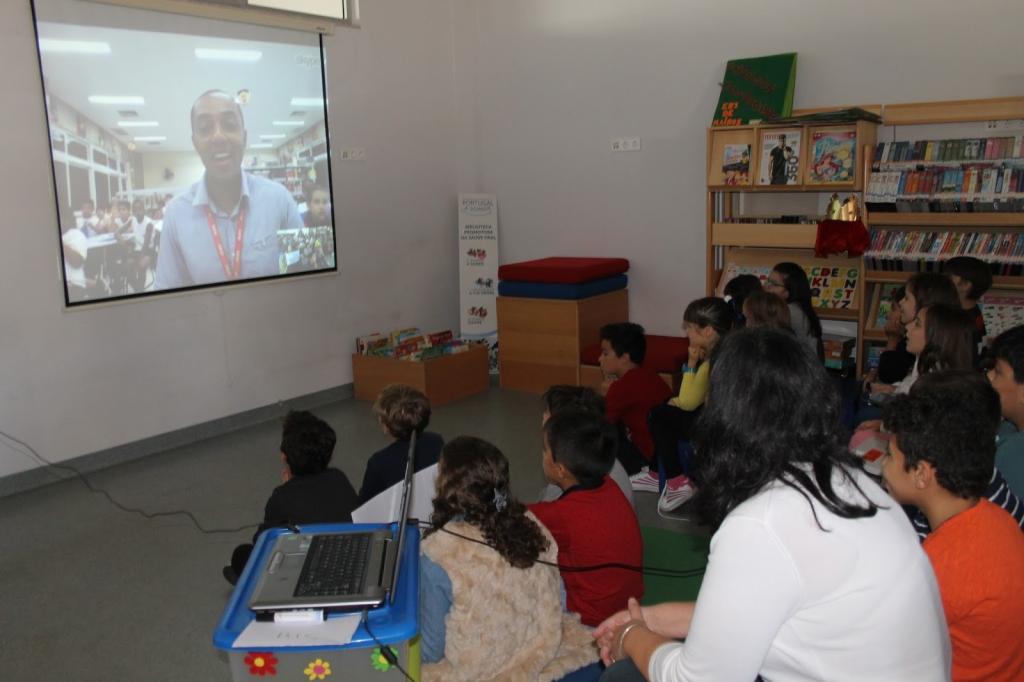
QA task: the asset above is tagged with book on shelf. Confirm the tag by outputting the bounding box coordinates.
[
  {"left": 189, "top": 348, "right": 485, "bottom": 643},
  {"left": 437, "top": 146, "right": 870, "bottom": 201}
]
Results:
[
  {"left": 717, "top": 262, "right": 859, "bottom": 310},
  {"left": 807, "top": 129, "right": 857, "bottom": 184},
  {"left": 874, "top": 136, "right": 1024, "bottom": 164},
  {"left": 722, "top": 143, "right": 751, "bottom": 185},
  {"left": 867, "top": 282, "right": 903, "bottom": 330},
  {"left": 720, "top": 215, "right": 820, "bottom": 224},
  {"left": 712, "top": 53, "right": 797, "bottom": 127},
  {"left": 806, "top": 265, "right": 858, "bottom": 309},
  {"left": 757, "top": 129, "right": 801, "bottom": 186},
  {"left": 716, "top": 263, "right": 773, "bottom": 296},
  {"left": 864, "top": 229, "right": 1024, "bottom": 274},
  {"left": 864, "top": 343, "right": 884, "bottom": 371},
  {"left": 981, "top": 292, "right": 1024, "bottom": 339},
  {"left": 866, "top": 135, "right": 1024, "bottom": 213},
  {"left": 763, "top": 107, "right": 882, "bottom": 126}
]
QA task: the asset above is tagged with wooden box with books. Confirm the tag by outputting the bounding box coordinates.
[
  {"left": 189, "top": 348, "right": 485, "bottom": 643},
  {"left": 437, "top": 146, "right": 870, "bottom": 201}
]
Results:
[{"left": 352, "top": 344, "right": 490, "bottom": 406}]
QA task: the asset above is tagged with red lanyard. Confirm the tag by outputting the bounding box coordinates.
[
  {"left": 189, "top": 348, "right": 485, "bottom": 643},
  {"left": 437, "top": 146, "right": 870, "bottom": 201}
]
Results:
[{"left": 204, "top": 207, "right": 246, "bottom": 279}]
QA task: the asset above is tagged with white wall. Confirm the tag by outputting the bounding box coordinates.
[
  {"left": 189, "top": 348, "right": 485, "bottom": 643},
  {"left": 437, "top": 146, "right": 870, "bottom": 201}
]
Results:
[
  {"left": 450, "top": 0, "right": 1024, "bottom": 335},
  {"left": 5, "top": 0, "right": 1024, "bottom": 478},
  {"left": 0, "top": 0, "right": 460, "bottom": 476},
  {"left": 140, "top": 152, "right": 206, "bottom": 192}
]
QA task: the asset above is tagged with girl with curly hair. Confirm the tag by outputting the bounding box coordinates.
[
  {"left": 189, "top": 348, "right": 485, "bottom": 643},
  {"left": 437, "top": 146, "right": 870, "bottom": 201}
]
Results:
[{"left": 419, "top": 436, "right": 600, "bottom": 681}]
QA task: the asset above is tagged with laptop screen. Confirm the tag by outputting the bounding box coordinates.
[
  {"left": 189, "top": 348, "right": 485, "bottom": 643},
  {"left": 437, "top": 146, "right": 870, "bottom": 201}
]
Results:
[{"left": 388, "top": 430, "right": 416, "bottom": 604}]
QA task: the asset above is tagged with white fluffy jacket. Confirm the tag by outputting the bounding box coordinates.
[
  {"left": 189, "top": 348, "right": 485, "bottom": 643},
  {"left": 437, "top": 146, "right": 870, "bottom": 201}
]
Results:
[{"left": 420, "top": 513, "right": 599, "bottom": 681}]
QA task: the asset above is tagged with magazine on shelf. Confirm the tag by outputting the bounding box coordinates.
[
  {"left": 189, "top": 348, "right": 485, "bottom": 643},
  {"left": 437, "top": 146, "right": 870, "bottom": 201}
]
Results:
[
  {"left": 808, "top": 129, "right": 857, "bottom": 184},
  {"left": 757, "top": 129, "right": 801, "bottom": 186},
  {"left": 722, "top": 144, "right": 751, "bottom": 185}
]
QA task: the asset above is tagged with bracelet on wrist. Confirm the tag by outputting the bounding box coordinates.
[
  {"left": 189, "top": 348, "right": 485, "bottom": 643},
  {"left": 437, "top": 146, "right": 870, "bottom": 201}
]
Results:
[{"left": 614, "top": 619, "right": 646, "bottom": 663}]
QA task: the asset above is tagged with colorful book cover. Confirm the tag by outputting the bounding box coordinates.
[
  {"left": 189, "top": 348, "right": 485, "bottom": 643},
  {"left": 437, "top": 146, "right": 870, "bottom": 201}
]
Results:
[
  {"left": 808, "top": 130, "right": 857, "bottom": 184},
  {"left": 872, "top": 283, "right": 903, "bottom": 329},
  {"left": 712, "top": 53, "right": 797, "bottom": 127},
  {"left": 716, "top": 263, "right": 773, "bottom": 297},
  {"left": 722, "top": 144, "right": 751, "bottom": 185},
  {"left": 758, "top": 129, "right": 801, "bottom": 185},
  {"left": 981, "top": 294, "right": 1024, "bottom": 339},
  {"left": 804, "top": 264, "right": 859, "bottom": 309},
  {"left": 356, "top": 333, "right": 390, "bottom": 356}
]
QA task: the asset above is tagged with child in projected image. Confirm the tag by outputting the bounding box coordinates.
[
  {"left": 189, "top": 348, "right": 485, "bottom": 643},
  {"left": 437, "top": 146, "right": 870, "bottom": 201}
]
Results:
[
  {"left": 222, "top": 410, "right": 357, "bottom": 586},
  {"left": 302, "top": 186, "right": 332, "bottom": 228}
]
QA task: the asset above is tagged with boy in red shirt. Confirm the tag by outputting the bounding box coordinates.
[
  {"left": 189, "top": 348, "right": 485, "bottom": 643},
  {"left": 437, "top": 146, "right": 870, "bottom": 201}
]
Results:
[
  {"left": 598, "top": 322, "right": 672, "bottom": 475},
  {"left": 529, "top": 409, "right": 644, "bottom": 627},
  {"left": 882, "top": 371, "right": 1024, "bottom": 682}
]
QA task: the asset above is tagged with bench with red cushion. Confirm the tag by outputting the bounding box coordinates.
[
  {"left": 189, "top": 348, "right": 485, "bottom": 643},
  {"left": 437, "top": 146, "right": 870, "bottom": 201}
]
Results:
[
  {"left": 580, "top": 335, "right": 689, "bottom": 375},
  {"left": 498, "top": 257, "right": 630, "bottom": 284}
]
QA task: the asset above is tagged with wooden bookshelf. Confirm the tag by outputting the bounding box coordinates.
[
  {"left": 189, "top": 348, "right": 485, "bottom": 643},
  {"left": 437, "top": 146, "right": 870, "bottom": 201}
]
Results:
[
  {"left": 706, "top": 96, "right": 1024, "bottom": 376},
  {"left": 710, "top": 222, "right": 818, "bottom": 248},
  {"left": 869, "top": 213, "right": 1024, "bottom": 228},
  {"left": 856, "top": 95, "right": 1024, "bottom": 373},
  {"left": 865, "top": 270, "right": 1024, "bottom": 291}
]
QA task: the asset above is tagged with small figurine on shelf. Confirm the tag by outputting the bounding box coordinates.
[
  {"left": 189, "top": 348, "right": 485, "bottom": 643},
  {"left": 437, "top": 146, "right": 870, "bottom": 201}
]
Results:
[
  {"left": 827, "top": 193, "right": 842, "bottom": 220},
  {"left": 840, "top": 195, "right": 860, "bottom": 222}
]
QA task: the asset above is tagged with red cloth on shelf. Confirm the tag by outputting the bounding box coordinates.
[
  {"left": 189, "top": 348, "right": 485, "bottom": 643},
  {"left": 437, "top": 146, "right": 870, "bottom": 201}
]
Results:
[{"left": 815, "top": 219, "right": 869, "bottom": 257}]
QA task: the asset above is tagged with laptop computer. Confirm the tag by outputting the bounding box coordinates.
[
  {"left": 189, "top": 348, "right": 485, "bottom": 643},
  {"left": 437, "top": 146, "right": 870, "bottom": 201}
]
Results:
[{"left": 247, "top": 431, "right": 417, "bottom": 613}]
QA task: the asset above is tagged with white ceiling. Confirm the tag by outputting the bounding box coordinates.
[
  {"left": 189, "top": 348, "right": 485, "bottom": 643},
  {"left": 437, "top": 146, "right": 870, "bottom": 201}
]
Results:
[{"left": 36, "top": 21, "right": 326, "bottom": 152}]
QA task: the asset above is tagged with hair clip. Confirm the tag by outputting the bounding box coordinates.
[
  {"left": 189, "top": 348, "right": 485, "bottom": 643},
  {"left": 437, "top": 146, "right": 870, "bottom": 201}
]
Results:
[{"left": 493, "top": 488, "right": 508, "bottom": 512}]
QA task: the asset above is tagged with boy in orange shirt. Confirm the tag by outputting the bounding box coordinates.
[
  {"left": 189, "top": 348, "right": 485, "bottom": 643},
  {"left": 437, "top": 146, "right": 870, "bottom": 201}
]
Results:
[{"left": 882, "top": 371, "right": 1024, "bottom": 682}]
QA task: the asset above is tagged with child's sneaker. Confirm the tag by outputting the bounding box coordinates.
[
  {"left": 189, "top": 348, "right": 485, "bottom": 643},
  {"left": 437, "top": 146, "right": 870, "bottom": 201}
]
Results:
[
  {"left": 658, "top": 475, "right": 695, "bottom": 513},
  {"left": 629, "top": 467, "right": 661, "bottom": 493}
]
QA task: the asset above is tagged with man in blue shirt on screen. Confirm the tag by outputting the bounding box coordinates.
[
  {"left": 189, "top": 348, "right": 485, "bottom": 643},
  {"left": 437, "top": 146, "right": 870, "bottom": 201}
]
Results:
[{"left": 155, "top": 90, "right": 303, "bottom": 290}]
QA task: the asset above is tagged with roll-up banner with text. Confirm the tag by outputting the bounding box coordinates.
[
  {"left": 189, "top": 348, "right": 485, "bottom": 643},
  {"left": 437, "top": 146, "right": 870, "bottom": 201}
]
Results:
[{"left": 458, "top": 194, "right": 499, "bottom": 372}]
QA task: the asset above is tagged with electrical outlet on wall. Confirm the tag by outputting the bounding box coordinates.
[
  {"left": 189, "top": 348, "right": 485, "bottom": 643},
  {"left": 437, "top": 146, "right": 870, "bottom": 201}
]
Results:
[
  {"left": 985, "top": 119, "right": 1024, "bottom": 131},
  {"left": 611, "top": 137, "right": 642, "bottom": 152}
]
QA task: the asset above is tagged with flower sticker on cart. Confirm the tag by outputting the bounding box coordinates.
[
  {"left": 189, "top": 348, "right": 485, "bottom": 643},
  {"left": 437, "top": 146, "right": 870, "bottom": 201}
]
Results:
[
  {"left": 303, "top": 658, "right": 332, "bottom": 680},
  {"left": 244, "top": 651, "right": 278, "bottom": 676}
]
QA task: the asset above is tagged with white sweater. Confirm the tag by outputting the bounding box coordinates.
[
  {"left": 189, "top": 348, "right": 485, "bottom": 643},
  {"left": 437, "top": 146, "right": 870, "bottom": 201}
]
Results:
[{"left": 649, "top": 468, "right": 950, "bottom": 682}]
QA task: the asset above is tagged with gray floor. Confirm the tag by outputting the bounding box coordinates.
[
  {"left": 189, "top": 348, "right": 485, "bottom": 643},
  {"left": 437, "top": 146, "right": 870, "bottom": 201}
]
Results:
[{"left": 0, "top": 387, "right": 702, "bottom": 681}]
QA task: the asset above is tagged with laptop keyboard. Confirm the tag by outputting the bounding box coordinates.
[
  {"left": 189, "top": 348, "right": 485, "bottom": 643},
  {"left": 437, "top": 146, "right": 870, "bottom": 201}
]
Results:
[{"left": 294, "top": 533, "right": 371, "bottom": 597}]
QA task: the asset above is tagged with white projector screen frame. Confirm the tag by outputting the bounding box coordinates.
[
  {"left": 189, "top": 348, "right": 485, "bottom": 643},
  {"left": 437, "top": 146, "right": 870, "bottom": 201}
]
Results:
[{"left": 31, "top": 0, "right": 339, "bottom": 307}]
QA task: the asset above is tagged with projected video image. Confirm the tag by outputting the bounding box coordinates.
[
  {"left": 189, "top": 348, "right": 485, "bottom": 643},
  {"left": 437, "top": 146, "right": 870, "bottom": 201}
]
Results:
[{"left": 33, "top": 0, "right": 336, "bottom": 305}]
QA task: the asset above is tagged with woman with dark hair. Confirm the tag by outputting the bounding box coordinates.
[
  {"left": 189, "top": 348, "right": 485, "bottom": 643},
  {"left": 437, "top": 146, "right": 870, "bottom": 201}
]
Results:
[
  {"left": 764, "top": 261, "right": 823, "bottom": 359},
  {"left": 595, "top": 328, "right": 949, "bottom": 681},
  {"left": 419, "top": 436, "right": 599, "bottom": 681}
]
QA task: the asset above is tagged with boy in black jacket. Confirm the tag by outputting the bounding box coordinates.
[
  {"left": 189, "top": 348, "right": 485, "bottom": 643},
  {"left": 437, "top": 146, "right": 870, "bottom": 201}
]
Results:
[{"left": 223, "top": 410, "right": 357, "bottom": 585}]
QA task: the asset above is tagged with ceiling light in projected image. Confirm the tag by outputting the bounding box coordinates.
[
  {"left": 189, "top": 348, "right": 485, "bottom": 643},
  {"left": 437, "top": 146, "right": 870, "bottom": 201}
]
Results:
[
  {"left": 194, "top": 48, "right": 263, "bottom": 62},
  {"left": 88, "top": 95, "right": 145, "bottom": 105},
  {"left": 39, "top": 39, "right": 111, "bottom": 54}
]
